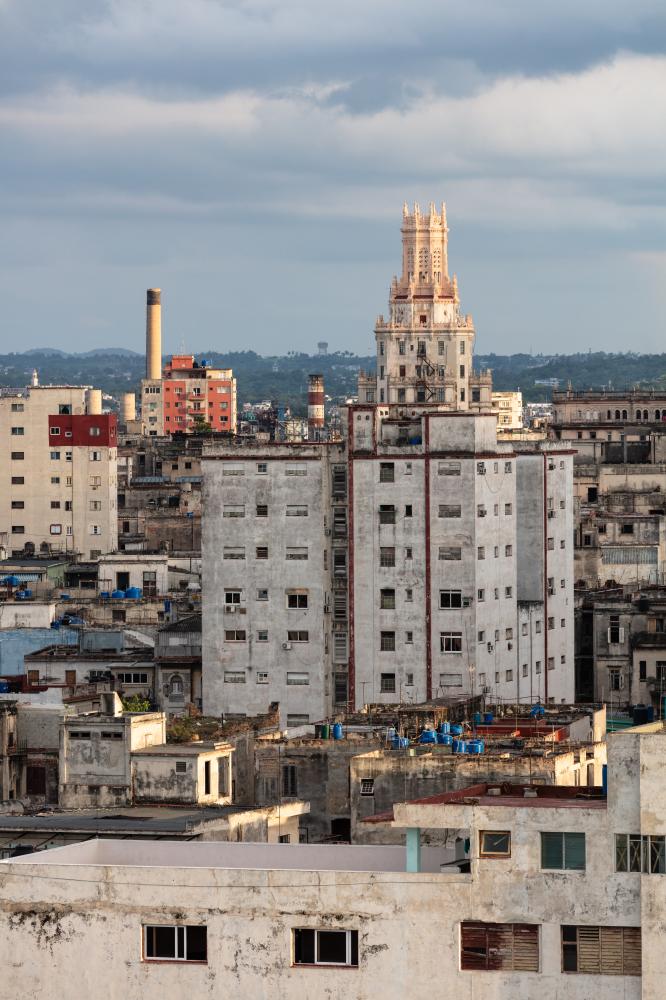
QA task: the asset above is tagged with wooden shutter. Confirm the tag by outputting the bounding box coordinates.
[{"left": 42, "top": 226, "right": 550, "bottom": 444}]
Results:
[
  {"left": 577, "top": 926, "right": 601, "bottom": 973},
  {"left": 622, "top": 928, "right": 642, "bottom": 976},
  {"left": 461, "top": 923, "right": 538, "bottom": 972},
  {"left": 600, "top": 928, "right": 624, "bottom": 975},
  {"left": 461, "top": 922, "right": 489, "bottom": 970},
  {"left": 512, "top": 924, "right": 539, "bottom": 972}
]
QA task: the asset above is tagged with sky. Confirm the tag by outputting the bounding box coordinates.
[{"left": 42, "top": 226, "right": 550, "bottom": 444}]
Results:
[{"left": 2, "top": 1, "right": 666, "bottom": 357}]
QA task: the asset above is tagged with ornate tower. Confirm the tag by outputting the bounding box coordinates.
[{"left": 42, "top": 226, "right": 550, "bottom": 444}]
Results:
[{"left": 359, "top": 202, "right": 490, "bottom": 410}]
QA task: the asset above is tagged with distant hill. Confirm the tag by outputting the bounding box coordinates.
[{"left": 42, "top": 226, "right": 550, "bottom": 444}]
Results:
[{"left": 2, "top": 348, "right": 666, "bottom": 412}]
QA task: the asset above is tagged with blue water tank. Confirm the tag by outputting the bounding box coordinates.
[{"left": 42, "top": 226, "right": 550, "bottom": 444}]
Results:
[
  {"left": 437, "top": 733, "right": 453, "bottom": 746},
  {"left": 0, "top": 682, "right": 8, "bottom": 694},
  {"left": 420, "top": 729, "right": 437, "bottom": 744},
  {"left": 468, "top": 740, "right": 484, "bottom": 755},
  {"left": 100, "top": 591, "right": 110, "bottom": 599},
  {"left": 50, "top": 621, "right": 61, "bottom": 630},
  {"left": 60, "top": 593, "right": 70, "bottom": 601},
  {"left": 450, "top": 723, "right": 463, "bottom": 736},
  {"left": 15, "top": 592, "right": 26, "bottom": 601},
  {"left": 438, "top": 721, "right": 450, "bottom": 734},
  {"left": 472, "top": 712, "right": 482, "bottom": 726},
  {"left": 332, "top": 723, "right": 343, "bottom": 740},
  {"left": 483, "top": 712, "right": 494, "bottom": 725},
  {"left": 22, "top": 589, "right": 32, "bottom": 599},
  {"left": 530, "top": 704, "right": 545, "bottom": 718},
  {"left": 126, "top": 587, "right": 141, "bottom": 599},
  {"left": 111, "top": 589, "right": 125, "bottom": 599}
]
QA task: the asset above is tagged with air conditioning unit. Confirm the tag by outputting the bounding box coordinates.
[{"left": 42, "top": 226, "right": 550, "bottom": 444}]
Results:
[
  {"left": 282, "top": 642, "right": 292, "bottom": 651},
  {"left": 462, "top": 597, "right": 472, "bottom": 607},
  {"left": 224, "top": 605, "right": 236, "bottom": 613}
]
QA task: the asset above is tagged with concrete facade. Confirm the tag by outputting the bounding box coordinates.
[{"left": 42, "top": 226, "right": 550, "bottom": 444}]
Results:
[
  {"left": 3, "top": 725, "right": 663, "bottom": 999},
  {"left": 0, "top": 385, "right": 118, "bottom": 560}
]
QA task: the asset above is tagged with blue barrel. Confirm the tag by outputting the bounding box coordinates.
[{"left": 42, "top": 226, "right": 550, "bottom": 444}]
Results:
[
  {"left": 437, "top": 733, "right": 453, "bottom": 746},
  {"left": 483, "top": 712, "right": 494, "bottom": 725},
  {"left": 450, "top": 723, "right": 463, "bottom": 736},
  {"left": 457, "top": 740, "right": 468, "bottom": 754},
  {"left": 332, "top": 723, "right": 343, "bottom": 740},
  {"left": 100, "top": 591, "right": 110, "bottom": 599},
  {"left": 420, "top": 729, "right": 437, "bottom": 744},
  {"left": 391, "top": 736, "right": 400, "bottom": 749},
  {"left": 399, "top": 737, "right": 409, "bottom": 748},
  {"left": 111, "top": 589, "right": 125, "bottom": 599},
  {"left": 468, "top": 740, "right": 484, "bottom": 754},
  {"left": 473, "top": 712, "right": 482, "bottom": 726},
  {"left": 438, "top": 721, "right": 450, "bottom": 734}
]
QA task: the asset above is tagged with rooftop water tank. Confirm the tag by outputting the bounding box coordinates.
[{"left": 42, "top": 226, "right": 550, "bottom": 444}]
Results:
[{"left": 111, "top": 589, "right": 125, "bottom": 599}]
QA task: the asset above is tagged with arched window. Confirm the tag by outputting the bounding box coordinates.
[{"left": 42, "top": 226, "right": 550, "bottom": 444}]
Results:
[
  {"left": 418, "top": 247, "right": 429, "bottom": 281},
  {"left": 657, "top": 410, "right": 661, "bottom": 422},
  {"left": 644, "top": 410, "right": 649, "bottom": 420},
  {"left": 607, "top": 410, "right": 611, "bottom": 420},
  {"left": 622, "top": 410, "right": 628, "bottom": 420},
  {"left": 636, "top": 410, "right": 641, "bottom": 420},
  {"left": 615, "top": 410, "right": 621, "bottom": 420}
]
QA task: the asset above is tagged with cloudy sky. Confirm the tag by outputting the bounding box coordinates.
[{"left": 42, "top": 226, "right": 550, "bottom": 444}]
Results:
[{"left": 1, "top": 0, "right": 666, "bottom": 357}]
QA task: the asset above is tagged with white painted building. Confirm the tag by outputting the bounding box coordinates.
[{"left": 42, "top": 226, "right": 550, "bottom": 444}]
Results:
[
  {"left": 4, "top": 724, "right": 666, "bottom": 998},
  {"left": 492, "top": 390, "right": 524, "bottom": 430},
  {"left": 0, "top": 385, "right": 118, "bottom": 560}
]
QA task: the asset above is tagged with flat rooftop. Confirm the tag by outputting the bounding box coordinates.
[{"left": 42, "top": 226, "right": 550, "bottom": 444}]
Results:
[
  {"left": 1, "top": 839, "right": 445, "bottom": 873},
  {"left": 132, "top": 741, "right": 231, "bottom": 755},
  {"left": 366, "top": 783, "right": 606, "bottom": 823},
  {"left": 0, "top": 805, "right": 263, "bottom": 835}
]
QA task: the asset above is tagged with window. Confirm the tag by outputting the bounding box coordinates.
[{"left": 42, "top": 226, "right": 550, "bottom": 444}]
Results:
[
  {"left": 11, "top": 500, "right": 24, "bottom": 509},
  {"left": 379, "top": 462, "right": 395, "bottom": 483},
  {"left": 287, "top": 672, "right": 310, "bottom": 685},
  {"left": 380, "top": 588, "right": 396, "bottom": 610},
  {"left": 380, "top": 547, "right": 395, "bottom": 567},
  {"left": 225, "top": 590, "right": 242, "bottom": 605},
  {"left": 608, "top": 615, "right": 623, "bottom": 644},
  {"left": 223, "top": 465, "right": 245, "bottom": 476},
  {"left": 477, "top": 589, "right": 485, "bottom": 602},
  {"left": 405, "top": 631, "right": 413, "bottom": 644},
  {"left": 440, "top": 632, "right": 462, "bottom": 653},
  {"left": 478, "top": 630, "right": 485, "bottom": 643},
  {"left": 293, "top": 928, "right": 358, "bottom": 968},
  {"left": 257, "top": 672, "right": 269, "bottom": 684},
  {"left": 69, "top": 730, "right": 91, "bottom": 740},
  {"left": 360, "top": 778, "right": 374, "bottom": 796},
  {"left": 561, "top": 925, "right": 641, "bottom": 975},
  {"left": 50, "top": 451, "right": 60, "bottom": 460},
  {"left": 11, "top": 427, "right": 24, "bottom": 436},
  {"left": 50, "top": 524, "right": 62, "bottom": 535},
  {"left": 282, "top": 765, "right": 298, "bottom": 796},
  {"left": 615, "top": 833, "right": 665, "bottom": 873},
  {"left": 51, "top": 476, "right": 60, "bottom": 484},
  {"left": 479, "top": 831, "right": 511, "bottom": 858},
  {"left": 404, "top": 547, "right": 412, "bottom": 560},
  {"left": 460, "top": 922, "right": 539, "bottom": 972},
  {"left": 440, "top": 673, "right": 462, "bottom": 687},
  {"left": 143, "top": 925, "right": 207, "bottom": 963},
  {"left": 477, "top": 546, "right": 485, "bottom": 560},
  {"left": 505, "top": 669, "right": 513, "bottom": 681},
  {"left": 89, "top": 426, "right": 100, "bottom": 437},
  {"left": 438, "top": 461, "right": 461, "bottom": 476},
  {"left": 541, "top": 832, "right": 585, "bottom": 871},
  {"left": 547, "top": 537, "right": 554, "bottom": 550},
  {"left": 380, "top": 631, "right": 396, "bottom": 652},
  {"left": 504, "top": 503, "right": 512, "bottom": 515},
  {"left": 639, "top": 660, "right": 647, "bottom": 681},
  {"left": 438, "top": 503, "right": 462, "bottom": 518},
  {"left": 223, "top": 504, "right": 245, "bottom": 518},
  {"left": 287, "top": 593, "right": 308, "bottom": 609},
  {"left": 286, "top": 547, "right": 308, "bottom": 560},
  {"left": 116, "top": 672, "right": 149, "bottom": 684},
  {"left": 380, "top": 673, "right": 396, "bottom": 693},
  {"left": 505, "top": 544, "right": 513, "bottom": 557},
  {"left": 287, "top": 630, "right": 309, "bottom": 642},
  {"left": 11, "top": 525, "right": 25, "bottom": 534},
  {"left": 257, "top": 463, "right": 267, "bottom": 474},
  {"left": 100, "top": 731, "right": 123, "bottom": 741},
  {"left": 257, "top": 630, "right": 268, "bottom": 642},
  {"left": 10, "top": 403, "right": 24, "bottom": 412},
  {"left": 89, "top": 450, "right": 101, "bottom": 462},
  {"left": 257, "top": 589, "right": 268, "bottom": 601},
  {"left": 287, "top": 504, "right": 308, "bottom": 516},
  {"left": 225, "top": 630, "right": 246, "bottom": 641},
  {"left": 379, "top": 504, "right": 396, "bottom": 524},
  {"left": 256, "top": 546, "right": 269, "bottom": 559},
  {"left": 439, "top": 545, "right": 462, "bottom": 561},
  {"left": 440, "top": 590, "right": 463, "bottom": 609},
  {"left": 224, "top": 671, "right": 246, "bottom": 683},
  {"left": 11, "top": 451, "right": 24, "bottom": 460}
]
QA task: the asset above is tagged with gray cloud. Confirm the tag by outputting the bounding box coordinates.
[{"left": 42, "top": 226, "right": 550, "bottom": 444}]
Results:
[{"left": 1, "top": 0, "right": 666, "bottom": 357}]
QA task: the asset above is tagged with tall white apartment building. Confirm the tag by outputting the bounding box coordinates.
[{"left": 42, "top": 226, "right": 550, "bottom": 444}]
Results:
[
  {"left": 201, "top": 203, "right": 575, "bottom": 721},
  {"left": 0, "top": 384, "right": 118, "bottom": 560}
]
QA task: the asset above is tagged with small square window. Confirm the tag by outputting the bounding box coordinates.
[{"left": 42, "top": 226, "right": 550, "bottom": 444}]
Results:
[{"left": 479, "top": 831, "right": 511, "bottom": 857}]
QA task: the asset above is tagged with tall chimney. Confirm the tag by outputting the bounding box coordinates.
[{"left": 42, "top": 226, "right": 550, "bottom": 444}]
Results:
[
  {"left": 121, "top": 392, "right": 136, "bottom": 423},
  {"left": 308, "top": 373, "right": 325, "bottom": 441},
  {"left": 86, "top": 388, "right": 102, "bottom": 415},
  {"left": 146, "top": 288, "right": 162, "bottom": 381}
]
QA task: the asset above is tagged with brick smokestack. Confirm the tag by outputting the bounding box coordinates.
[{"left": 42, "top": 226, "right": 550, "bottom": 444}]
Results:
[
  {"left": 308, "top": 373, "right": 325, "bottom": 441},
  {"left": 146, "top": 288, "right": 162, "bottom": 380}
]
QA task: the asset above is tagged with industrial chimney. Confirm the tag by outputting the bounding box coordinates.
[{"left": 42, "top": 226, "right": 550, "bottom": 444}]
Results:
[
  {"left": 146, "top": 288, "right": 162, "bottom": 381},
  {"left": 307, "top": 373, "right": 325, "bottom": 441},
  {"left": 121, "top": 392, "right": 136, "bottom": 423},
  {"left": 85, "top": 388, "right": 102, "bottom": 415}
]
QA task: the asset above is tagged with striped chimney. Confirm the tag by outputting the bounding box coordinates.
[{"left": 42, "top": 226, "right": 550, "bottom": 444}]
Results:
[{"left": 308, "top": 373, "right": 325, "bottom": 441}]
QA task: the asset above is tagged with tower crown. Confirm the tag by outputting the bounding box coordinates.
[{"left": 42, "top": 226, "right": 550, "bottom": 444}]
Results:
[{"left": 399, "top": 201, "right": 449, "bottom": 288}]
